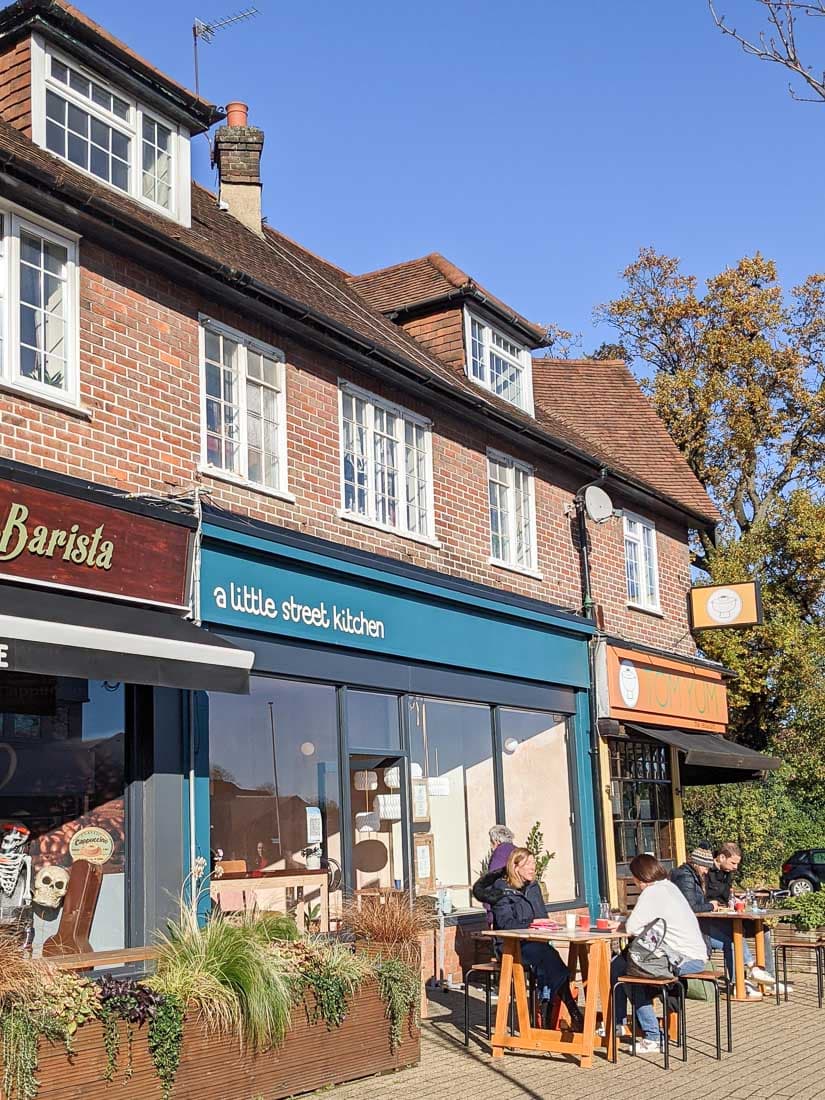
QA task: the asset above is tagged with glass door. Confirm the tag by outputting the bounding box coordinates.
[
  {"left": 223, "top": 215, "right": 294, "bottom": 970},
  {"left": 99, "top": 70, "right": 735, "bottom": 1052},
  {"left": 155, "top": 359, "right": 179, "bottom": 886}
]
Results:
[{"left": 347, "top": 753, "right": 410, "bottom": 898}]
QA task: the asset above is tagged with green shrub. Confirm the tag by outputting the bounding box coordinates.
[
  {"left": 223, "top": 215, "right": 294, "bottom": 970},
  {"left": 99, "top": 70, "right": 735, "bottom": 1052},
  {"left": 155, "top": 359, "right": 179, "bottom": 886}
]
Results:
[{"left": 779, "top": 891, "right": 825, "bottom": 932}]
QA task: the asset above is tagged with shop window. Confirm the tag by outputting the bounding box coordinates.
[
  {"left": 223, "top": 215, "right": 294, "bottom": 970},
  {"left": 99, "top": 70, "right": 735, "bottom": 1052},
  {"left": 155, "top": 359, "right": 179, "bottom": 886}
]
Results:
[
  {"left": 209, "top": 676, "right": 341, "bottom": 915},
  {"left": 500, "top": 709, "right": 577, "bottom": 902},
  {"left": 200, "top": 320, "right": 288, "bottom": 496},
  {"left": 408, "top": 697, "right": 496, "bottom": 910},
  {"left": 609, "top": 738, "right": 674, "bottom": 872},
  {"left": 0, "top": 674, "right": 126, "bottom": 954},
  {"left": 487, "top": 450, "right": 537, "bottom": 573},
  {"left": 346, "top": 691, "right": 401, "bottom": 751},
  {"left": 338, "top": 381, "right": 435, "bottom": 542},
  {"left": 624, "top": 512, "right": 660, "bottom": 611}
]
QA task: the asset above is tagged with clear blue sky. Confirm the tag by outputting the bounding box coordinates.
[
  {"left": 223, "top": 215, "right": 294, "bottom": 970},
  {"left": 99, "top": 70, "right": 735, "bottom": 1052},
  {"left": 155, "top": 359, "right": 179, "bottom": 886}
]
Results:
[{"left": 77, "top": 0, "right": 825, "bottom": 350}]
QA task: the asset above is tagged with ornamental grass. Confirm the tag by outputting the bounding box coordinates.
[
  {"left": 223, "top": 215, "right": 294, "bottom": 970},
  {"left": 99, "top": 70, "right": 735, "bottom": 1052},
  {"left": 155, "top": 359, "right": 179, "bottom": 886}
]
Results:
[{"left": 339, "top": 891, "right": 436, "bottom": 954}]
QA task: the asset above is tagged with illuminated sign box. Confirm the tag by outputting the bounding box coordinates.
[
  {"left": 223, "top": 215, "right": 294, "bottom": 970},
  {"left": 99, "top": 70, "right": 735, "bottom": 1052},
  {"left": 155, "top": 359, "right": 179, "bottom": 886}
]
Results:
[{"left": 689, "top": 581, "right": 763, "bottom": 631}]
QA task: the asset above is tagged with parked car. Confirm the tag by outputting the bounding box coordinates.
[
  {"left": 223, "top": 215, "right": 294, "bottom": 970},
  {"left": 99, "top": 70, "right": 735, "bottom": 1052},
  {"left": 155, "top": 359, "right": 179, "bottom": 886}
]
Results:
[{"left": 780, "top": 850, "right": 825, "bottom": 895}]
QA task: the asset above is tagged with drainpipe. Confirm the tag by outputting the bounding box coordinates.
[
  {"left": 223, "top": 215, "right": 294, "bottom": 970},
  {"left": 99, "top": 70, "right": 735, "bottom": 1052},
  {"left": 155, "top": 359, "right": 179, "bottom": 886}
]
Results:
[{"left": 574, "top": 470, "right": 609, "bottom": 901}]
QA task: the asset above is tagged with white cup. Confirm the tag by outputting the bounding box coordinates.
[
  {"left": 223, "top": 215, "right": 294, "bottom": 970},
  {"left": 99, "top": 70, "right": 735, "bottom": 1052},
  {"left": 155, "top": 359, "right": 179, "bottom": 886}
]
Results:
[{"left": 565, "top": 912, "right": 577, "bottom": 932}]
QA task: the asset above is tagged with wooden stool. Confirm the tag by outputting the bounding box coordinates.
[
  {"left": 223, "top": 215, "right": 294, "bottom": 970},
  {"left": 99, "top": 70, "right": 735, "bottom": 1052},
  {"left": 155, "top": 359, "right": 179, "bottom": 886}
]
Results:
[
  {"left": 775, "top": 942, "right": 824, "bottom": 1008},
  {"left": 611, "top": 975, "right": 686, "bottom": 1069}
]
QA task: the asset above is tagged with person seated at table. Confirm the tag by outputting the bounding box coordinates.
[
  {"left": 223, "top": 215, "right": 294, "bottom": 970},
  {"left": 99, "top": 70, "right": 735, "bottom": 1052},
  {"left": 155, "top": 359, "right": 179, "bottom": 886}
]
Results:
[
  {"left": 479, "top": 825, "right": 516, "bottom": 928},
  {"left": 703, "top": 841, "right": 780, "bottom": 996},
  {"left": 611, "top": 854, "right": 709, "bottom": 1055},
  {"left": 473, "top": 847, "right": 584, "bottom": 1031}
]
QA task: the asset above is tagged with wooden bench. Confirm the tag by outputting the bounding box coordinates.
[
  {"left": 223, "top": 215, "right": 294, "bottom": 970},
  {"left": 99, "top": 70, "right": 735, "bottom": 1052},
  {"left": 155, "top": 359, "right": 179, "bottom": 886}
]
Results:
[{"left": 46, "top": 946, "right": 160, "bottom": 972}]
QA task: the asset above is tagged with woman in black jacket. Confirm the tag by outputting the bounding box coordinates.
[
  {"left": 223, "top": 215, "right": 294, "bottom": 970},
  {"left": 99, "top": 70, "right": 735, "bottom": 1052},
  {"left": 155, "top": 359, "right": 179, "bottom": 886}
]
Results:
[{"left": 473, "top": 847, "right": 583, "bottom": 1030}]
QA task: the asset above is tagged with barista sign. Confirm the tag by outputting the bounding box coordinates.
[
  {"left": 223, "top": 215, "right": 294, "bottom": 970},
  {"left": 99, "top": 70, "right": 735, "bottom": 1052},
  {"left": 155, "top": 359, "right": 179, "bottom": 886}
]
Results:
[{"left": 0, "top": 477, "right": 192, "bottom": 608}]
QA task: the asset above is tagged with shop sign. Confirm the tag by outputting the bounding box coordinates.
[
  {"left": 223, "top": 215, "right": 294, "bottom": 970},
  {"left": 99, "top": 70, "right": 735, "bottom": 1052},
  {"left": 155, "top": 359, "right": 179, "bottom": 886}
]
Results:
[
  {"left": 0, "top": 479, "right": 192, "bottom": 608},
  {"left": 688, "top": 581, "right": 763, "bottom": 630},
  {"left": 69, "top": 826, "right": 114, "bottom": 865},
  {"left": 199, "top": 543, "right": 591, "bottom": 688},
  {"left": 606, "top": 645, "right": 728, "bottom": 733}
]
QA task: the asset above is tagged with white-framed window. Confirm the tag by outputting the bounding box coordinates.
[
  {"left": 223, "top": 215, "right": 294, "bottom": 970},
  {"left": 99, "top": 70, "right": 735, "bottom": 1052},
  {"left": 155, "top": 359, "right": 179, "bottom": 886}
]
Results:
[
  {"left": 200, "top": 319, "right": 288, "bottom": 495},
  {"left": 0, "top": 206, "right": 79, "bottom": 407},
  {"left": 30, "top": 37, "right": 191, "bottom": 225},
  {"left": 465, "top": 309, "right": 533, "bottom": 413},
  {"left": 487, "top": 449, "right": 538, "bottom": 573},
  {"left": 338, "top": 382, "right": 435, "bottom": 541},
  {"left": 624, "top": 512, "right": 660, "bottom": 611}
]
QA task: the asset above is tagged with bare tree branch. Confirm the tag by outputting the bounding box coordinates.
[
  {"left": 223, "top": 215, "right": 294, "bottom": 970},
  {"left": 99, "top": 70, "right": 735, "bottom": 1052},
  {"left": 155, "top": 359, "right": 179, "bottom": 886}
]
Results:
[{"left": 709, "top": 0, "right": 825, "bottom": 102}]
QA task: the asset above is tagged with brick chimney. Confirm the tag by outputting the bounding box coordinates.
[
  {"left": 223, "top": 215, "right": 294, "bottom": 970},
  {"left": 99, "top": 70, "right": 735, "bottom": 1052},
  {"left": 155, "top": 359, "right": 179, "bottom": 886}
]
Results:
[{"left": 212, "top": 101, "right": 265, "bottom": 236}]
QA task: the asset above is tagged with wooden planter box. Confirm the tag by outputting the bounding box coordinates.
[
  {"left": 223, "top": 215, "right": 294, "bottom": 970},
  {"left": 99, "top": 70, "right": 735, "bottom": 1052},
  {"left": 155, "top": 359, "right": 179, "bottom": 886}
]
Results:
[
  {"left": 773, "top": 924, "right": 823, "bottom": 975},
  {"left": 10, "top": 978, "right": 419, "bottom": 1100}
]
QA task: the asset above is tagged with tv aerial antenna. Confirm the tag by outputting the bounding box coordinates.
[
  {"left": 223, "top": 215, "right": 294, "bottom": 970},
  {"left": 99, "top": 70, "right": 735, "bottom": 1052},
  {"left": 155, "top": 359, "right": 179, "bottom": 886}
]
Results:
[{"left": 192, "top": 7, "right": 258, "bottom": 98}]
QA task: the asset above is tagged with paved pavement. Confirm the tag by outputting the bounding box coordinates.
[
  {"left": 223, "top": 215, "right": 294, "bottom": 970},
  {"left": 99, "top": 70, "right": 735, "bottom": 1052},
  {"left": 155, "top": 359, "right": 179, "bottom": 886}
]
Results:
[{"left": 314, "top": 968, "right": 822, "bottom": 1100}]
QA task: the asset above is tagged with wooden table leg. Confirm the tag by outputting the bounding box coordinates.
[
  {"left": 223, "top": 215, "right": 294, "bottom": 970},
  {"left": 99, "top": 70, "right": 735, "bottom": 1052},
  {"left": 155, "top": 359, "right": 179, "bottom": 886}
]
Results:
[
  {"left": 511, "top": 945, "right": 533, "bottom": 1037},
  {"left": 755, "top": 921, "right": 766, "bottom": 969},
  {"left": 578, "top": 940, "right": 602, "bottom": 1069},
  {"left": 491, "top": 944, "right": 514, "bottom": 1058},
  {"left": 595, "top": 941, "right": 615, "bottom": 1061},
  {"left": 733, "top": 918, "right": 747, "bottom": 1001}
]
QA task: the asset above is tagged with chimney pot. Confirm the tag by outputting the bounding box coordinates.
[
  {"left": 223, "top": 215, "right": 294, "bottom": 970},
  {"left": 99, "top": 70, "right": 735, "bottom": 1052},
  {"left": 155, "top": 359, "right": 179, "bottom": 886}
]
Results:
[{"left": 225, "top": 101, "right": 249, "bottom": 127}]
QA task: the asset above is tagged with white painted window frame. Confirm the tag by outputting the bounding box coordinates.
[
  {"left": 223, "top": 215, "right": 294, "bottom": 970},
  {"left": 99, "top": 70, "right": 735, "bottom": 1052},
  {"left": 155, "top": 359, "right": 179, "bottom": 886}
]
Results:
[
  {"left": 30, "top": 35, "right": 191, "bottom": 227},
  {"left": 0, "top": 201, "right": 80, "bottom": 410},
  {"left": 623, "top": 510, "right": 661, "bottom": 612},
  {"left": 337, "top": 380, "right": 439, "bottom": 546},
  {"left": 198, "top": 316, "right": 292, "bottom": 501},
  {"left": 463, "top": 307, "right": 534, "bottom": 414},
  {"left": 486, "top": 447, "right": 540, "bottom": 577}
]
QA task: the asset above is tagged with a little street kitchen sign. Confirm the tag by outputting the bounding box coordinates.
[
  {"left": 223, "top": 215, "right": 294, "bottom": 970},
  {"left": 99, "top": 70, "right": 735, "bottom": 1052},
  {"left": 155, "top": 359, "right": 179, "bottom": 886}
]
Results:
[
  {"left": 0, "top": 478, "right": 192, "bottom": 608},
  {"left": 213, "top": 583, "right": 385, "bottom": 639}
]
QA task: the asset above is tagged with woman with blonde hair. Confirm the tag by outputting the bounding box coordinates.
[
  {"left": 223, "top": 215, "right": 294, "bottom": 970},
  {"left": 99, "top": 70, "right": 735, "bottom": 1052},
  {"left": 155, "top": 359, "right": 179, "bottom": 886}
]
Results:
[{"left": 473, "top": 846, "right": 583, "bottom": 1030}]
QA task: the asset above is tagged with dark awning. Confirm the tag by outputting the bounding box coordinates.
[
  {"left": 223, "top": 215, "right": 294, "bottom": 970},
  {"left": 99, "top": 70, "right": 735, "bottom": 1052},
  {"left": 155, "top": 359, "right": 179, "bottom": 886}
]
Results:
[
  {"left": 624, "top": 722, "right": 779, "bottom": 784},
  {"left": 0, "top": 583, "right": 252, "bottom": 693}
]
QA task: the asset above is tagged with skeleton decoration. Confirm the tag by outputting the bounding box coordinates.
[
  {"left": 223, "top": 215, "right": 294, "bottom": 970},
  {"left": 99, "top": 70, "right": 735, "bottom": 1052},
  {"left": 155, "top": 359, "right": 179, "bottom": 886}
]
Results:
[
  {"left": 33, "top": 864, "right": 69, "bottom": 910},
  {"left": 0, "top": 823, "right": 33, "bottom": 945}
]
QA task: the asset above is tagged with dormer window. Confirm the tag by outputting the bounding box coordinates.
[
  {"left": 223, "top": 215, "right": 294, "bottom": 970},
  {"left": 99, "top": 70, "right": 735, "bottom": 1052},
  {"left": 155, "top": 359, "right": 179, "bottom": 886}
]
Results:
[
  {"left": 465, "top": 310, "right": 533, "bottom": 413},
  {"left": 31, "top": 39, "right": 190, "bottom": 224}
]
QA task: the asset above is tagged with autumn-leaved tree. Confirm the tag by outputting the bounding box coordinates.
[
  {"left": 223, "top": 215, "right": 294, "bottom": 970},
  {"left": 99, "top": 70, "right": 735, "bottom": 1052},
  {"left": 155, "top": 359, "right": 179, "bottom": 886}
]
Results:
[{"left": 597, "top": 248, "right": 825, "bottom": 763}]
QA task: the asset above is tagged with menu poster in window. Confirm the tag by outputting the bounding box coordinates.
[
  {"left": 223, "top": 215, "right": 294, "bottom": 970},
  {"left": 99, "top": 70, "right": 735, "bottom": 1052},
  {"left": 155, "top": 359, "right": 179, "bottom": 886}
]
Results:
[
  {"left": 414, "top": 833, "right": 435, "bottom": 892},
  {"left": 411, "top": 779, "right": 429, "bottom": 823}
]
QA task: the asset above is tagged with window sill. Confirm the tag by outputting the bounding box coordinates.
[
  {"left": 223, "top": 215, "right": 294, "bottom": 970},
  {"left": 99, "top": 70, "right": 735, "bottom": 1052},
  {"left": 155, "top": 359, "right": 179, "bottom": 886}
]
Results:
[
  {"left": 627, "top": 602, "right": 664, "bottom": 619},
  {"left": 337, "top": 509, "right": 442, "bottom": 549},
  {"left": 489, "top": 556, "right": 543, "bottom": 581},
  {"left": 0, "top": 379, "right": 91, "bottom": 420},
  {"left": 198, "top": 466, "right": 296, "bottom": 504}
]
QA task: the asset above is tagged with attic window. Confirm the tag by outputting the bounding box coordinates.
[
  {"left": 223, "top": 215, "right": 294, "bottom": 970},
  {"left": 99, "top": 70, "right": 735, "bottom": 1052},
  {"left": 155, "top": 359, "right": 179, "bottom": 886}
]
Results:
[
  {"left": 465, "top": 310, "right": 533, "bottom": 413},
  {"left": 31, "top": 39, "right": 190, "bottom": 225}
]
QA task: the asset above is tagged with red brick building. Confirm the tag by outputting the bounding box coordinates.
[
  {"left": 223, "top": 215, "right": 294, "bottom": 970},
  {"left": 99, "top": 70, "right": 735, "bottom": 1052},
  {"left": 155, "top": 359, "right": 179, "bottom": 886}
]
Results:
[{"left": 0, "top": 0, "right": 775, "bottom": 951}]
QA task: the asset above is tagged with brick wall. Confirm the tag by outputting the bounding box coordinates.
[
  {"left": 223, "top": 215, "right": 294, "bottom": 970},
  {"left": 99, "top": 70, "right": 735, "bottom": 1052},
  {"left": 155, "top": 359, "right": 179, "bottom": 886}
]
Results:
[
  {"left": 0, "top": 36, "right": 31, "bottom": 137},
  {"left": 400, "top": 307, "right": 466, "bottom": 375},
  {"left": 0, "top": 220, "right": 695, "bottom": 652}
]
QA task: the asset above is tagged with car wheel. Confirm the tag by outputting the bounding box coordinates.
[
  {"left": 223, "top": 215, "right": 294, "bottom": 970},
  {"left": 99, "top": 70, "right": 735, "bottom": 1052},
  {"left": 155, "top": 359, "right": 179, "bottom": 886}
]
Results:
[{"left": 788, "top": 877, "right": 815, "bottom": 896}]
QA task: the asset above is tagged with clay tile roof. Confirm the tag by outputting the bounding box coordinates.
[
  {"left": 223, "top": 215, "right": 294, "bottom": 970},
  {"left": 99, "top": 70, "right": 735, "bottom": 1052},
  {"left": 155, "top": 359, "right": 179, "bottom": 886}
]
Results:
[
  {"left": 349, "top": 253, "right": 549, "bottom": 348},
  {"left": 532, "top": 358, "right": 720, "bottom": 525},
  {"left": 0, "top": 0, "right": 221, "bottom": 130}
]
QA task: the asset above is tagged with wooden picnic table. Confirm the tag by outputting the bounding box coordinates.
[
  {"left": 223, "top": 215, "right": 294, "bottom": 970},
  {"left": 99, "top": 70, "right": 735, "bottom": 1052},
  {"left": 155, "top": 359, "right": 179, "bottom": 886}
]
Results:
[
  {"left": 480, "top": 927, "right": 624, "bottom": 1068},
  {"left": 696, "top": 908, "right": 786, "bottom": 1002}
]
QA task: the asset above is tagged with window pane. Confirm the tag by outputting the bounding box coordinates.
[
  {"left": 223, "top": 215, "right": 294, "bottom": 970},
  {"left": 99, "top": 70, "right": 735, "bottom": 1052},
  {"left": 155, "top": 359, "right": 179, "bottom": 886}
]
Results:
[
  {"left": 409, "top": 698, "right": 495, "bottom": 910},
  {"left": 513, "top": 466, "right": 533, "bottom": 568},
  {"left": 488, "top": 459, "right": 511, "bottom": 562},
  {"left": 625, "top": 537, "right": 640, "bottom": 603},
  {"left": 209, "top": 676, "right": 341, "bottom": 915},
  {"left": 342, "top": 394, "right": 368, "bottom": 516},
  {"left": 642, "top": 524, "right": 658, "bottom": 606},
  {"left": 500, "top": 709, "right": 577, "bottom": 902},
  {"left": 346, "top": 691, "right": 401, "bottom": 751},
  {"left": 470, "top": 319, "right": 485, "bottom": 381},
  {"left": 202, "top": 329, "right": 240, "bottom": 473},
  {"left": 0, "top": 675, "right": 128, "bottom": 954}
]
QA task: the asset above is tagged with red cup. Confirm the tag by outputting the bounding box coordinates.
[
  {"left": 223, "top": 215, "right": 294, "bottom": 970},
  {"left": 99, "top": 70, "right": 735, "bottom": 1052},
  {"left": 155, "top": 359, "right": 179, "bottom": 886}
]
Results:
[
  {"left": 734, "top": 900, "right": 745, "bottom": 913},
  {"left": 596, "top": 918, "right": 610, "bottom": 930},
  {"left": 577, "top": 914, "right": 590, "bottom": 930}
]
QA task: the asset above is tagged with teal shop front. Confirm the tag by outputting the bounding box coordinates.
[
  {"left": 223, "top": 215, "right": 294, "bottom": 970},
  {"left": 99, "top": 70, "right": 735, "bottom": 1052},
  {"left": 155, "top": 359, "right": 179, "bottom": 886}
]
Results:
[{"left": 195, "top": 513, "right": 599, "bottom": 929}]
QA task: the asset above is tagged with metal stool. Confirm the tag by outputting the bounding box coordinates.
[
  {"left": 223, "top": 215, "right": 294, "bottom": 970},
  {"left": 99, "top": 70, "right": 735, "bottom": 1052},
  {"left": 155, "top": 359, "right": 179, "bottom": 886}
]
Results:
[
  {"left": 611, "top": 975, "right": 686, "bottom": 1068},
  {"left": 775, "top": 941, "right": 825, "bottom": 1008},
  {"left": 680, "top": 970, "right": 733, "bottom": 1059},
  {"left": 463, "top": 962, "right": 538, "bottom": 1046}
]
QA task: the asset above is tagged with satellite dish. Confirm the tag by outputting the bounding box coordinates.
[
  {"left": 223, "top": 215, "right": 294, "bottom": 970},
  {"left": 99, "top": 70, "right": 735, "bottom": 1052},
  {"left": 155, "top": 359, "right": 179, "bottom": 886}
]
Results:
[{"left": 584, "top": 485, "right": 614, "bottom": 524}]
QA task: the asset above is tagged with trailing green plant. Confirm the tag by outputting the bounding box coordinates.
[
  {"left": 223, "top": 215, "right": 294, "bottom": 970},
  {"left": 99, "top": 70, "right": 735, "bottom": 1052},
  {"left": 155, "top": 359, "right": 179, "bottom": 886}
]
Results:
[
  {"left": 525, "top": 822, "right": 555, "bottom": 884},
  {"left": 35, "top": 973, "right": 100, "bottom": 1044},
  {"left": 97, "top": 975, "right": 163, "bottom": 1081},
  {"left": 147, "top": 993, "right": 184, "bottom": 1100},
  {"left": 290, "top": 939, "right": 371, "bottom": 1030},
  {"left": 779, "top": 891, "right": 825, "bottom": 932},
  {"left": 373, "top": 956, "right": 420, "bottom": 1053},
  {"left": 152, "top": 905, "right": 292, "bottom": 1050},
  {"left": 1, "top": 1006, "right": 65, "bottom": 1100}
]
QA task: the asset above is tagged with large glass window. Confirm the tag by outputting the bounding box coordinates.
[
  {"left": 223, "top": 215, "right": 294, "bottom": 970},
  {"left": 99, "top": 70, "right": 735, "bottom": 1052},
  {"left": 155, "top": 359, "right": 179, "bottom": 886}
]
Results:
[
  {"left": 408, "top": 697, "right": 496, "bottom": 910},
  {"left": 609, "top": 738, "right": 674, "bottom": 872},
  {"left": 346, "top": 691, "right": 401, "bottom": 751},
  {"left": 339, "top": 382, "right": 434, "bottom": 540},
  {"left": 209, "top": 676, "right": 341, "bottom": 908},
  {"left": 500, "top": 709, "right": 577, "bottom": 902},
  {"left": 0, "top": 675, "right": 127, "bottom": 954}
]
